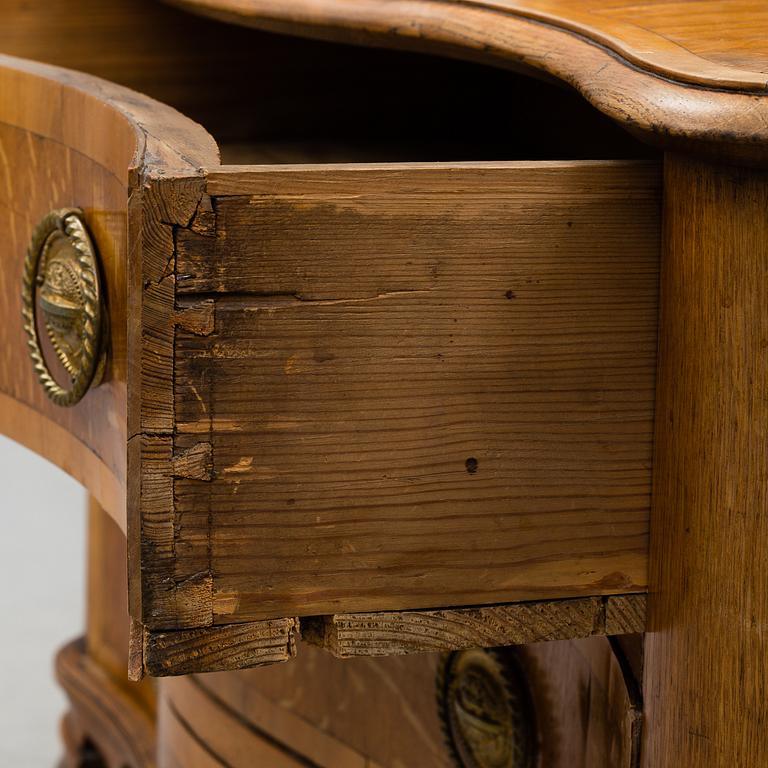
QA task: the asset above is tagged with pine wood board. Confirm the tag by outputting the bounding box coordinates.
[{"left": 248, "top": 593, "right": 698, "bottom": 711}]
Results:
[{"left": 164, "top": 160, "right": 659, "bottom": 626}]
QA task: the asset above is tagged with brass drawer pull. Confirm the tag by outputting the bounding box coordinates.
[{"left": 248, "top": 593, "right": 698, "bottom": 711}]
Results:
[
  {"left": 437, "top": 648, "right": 537, "bottom": 768},
  {"left": 22, "top": 208, "right": 107, "bottom": 406}
]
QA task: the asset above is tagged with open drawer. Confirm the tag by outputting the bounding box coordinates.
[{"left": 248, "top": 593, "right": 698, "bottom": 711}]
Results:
[{"left": 0, "top": 27, "right": 659, "bottom": 676}]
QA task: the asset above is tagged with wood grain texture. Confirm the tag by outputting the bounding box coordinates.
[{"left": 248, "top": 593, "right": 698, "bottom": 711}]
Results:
[
  {"left": 62, "top": 501, "right": 156, "bottom": 766},
  {"left": 642, "top": 156, "right": 768, "bottom": 765},
  {"left": 190, "top": 638, "right": 641, "bottom": 767},
  {"left": 127, "top": 176, "right": 214, "bottom": 632},
  {"left": 0, "top": 86, "right": 129, "bottom": 527},
  {"left": 0, "top": 392, "right": 123, "bottom": 516},
  {"left": 167, "top": 160, "right": 659, "bottom": 625},
  {"left": 12, "top": 0, "right": 641, "bottom": 172},
  {"left": 141, "top": 617, "right": 299, "bottom": 677},
  {"left": 484, "top": 0, "right": 768, "bottom": 88},
  {"left": 302, "top": 595, "right": 646, "bottom": 657},
  {"left": 160, "top": 677, "right": 341, "bottom": 768},
  {"left": 166, "top": 0, "right": 768, "bottom": 163}
]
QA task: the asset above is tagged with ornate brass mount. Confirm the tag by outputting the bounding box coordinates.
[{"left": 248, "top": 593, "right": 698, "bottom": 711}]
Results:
[
  {"left": 22, "top": 208, "right": 107, "bottom": 407},
  {"left": 437, "top": 648, "right": 537, "bottom": 768}
]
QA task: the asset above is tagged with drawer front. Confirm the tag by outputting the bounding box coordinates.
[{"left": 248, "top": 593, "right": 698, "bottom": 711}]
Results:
[{"left": 0, "top": 57, "right": 133, "bottom": 516}]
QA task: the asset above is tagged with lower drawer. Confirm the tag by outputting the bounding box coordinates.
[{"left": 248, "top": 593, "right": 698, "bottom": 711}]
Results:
[{"left": 158, "top": 637, "right": 642, "bottom": 768}]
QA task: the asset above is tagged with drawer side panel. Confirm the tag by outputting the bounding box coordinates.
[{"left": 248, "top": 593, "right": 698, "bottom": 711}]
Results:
[{"left": 170, "top": 161, "right": 660, "bottom": 623}]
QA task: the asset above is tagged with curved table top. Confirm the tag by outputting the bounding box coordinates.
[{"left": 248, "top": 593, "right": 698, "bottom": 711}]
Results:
[
  {"left": 475, "top": 0, "right": 768, "bottom": 92},
  {"left": 165, "top": 0, "right": 768, "bottom": 162}
]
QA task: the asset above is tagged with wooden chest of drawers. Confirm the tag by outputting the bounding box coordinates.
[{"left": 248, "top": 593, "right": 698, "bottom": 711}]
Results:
[{"left": 3, "top": 0, "right": 768, "bottom": 765}]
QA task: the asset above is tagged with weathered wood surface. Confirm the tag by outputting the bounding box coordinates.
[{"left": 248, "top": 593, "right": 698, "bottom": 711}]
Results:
[
  {"left": 0, "top": 41, "right": 661, "bottom": 677},
  {"left": 140, "top": 617, "right": 299, "bottom": 677},
  {"left": 302, "top": 595, "right": 647, "bottom": 657},
  {"left": 643, "top": 156, "right": 768, "bottom": 765},
  {"left": 164, "top": 161, "right": 660, "bottom": 626},
  {"left": 166, "top": 0, "right": 768, "bottom": 164}
]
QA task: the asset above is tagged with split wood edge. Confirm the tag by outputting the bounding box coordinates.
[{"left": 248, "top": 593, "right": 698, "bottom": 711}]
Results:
[{"left": 129, "top": 594, "right": 645, "bottom": 678}]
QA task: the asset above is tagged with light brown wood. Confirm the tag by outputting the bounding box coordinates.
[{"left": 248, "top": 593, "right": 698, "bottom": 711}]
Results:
[
  {"left": 0, "top": 53, "right": 217, "bottom": 532},
  {"left": 0, "top": 76, "right": 129, "bottom": 526},
  {"left": 0, "top": 392, "right": 123, "bottom": 517},
  {"left": 166, "top": 0, "right": 768, "bottom": 164},
  {"left": 483, "top": 0, "right": 768, "bottom": 89},
  {"left": 302, "top": 595, "right": 646, "bottom": 657},
  {"left": 74, "top": 497, "right": 643, "bottom": 765},
  {"left": 10, "top": 0, "right": 618, "bottom": 170},
  {"left": 157, "top": 700, "right": 226, "bottom": 768},
  {"left": 86, "top": 497, "right": 132, "bottom": 680},
  {"left": 166, "top": 160, "right": 659, "bottom": 625},
  {"left": 8, "top": 2, "right": 768, "bottom": 754},
  {"left": 642, "top": 155, "right": 768, "bottom": 765},
  {"left": 60, "top": 498, "right": 156, "bottom": 766}
]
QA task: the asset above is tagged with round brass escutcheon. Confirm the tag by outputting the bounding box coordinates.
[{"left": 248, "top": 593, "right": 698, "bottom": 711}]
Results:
[
  {"left": 22, "top": 208, "right": 107, "bottom": 407},
  {"left": 437, "top": 648, "right": 537, "bottom": 768}
]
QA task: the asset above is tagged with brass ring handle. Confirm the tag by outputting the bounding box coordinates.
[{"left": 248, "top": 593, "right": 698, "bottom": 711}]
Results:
[{"left": 22, "top": 208, "right": 108, "bottom": 407}]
